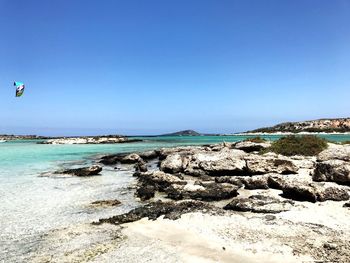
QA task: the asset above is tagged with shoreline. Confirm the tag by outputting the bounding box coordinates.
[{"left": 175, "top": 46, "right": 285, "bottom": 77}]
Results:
[
  {"left": 28, "top": 140, "right": 350, "bottom": 262},
  {"left": 2, "top": 138, "right": 350, "bottom": 262}
]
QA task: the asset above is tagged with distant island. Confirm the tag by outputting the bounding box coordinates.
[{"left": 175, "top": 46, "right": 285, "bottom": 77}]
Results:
[
  {"left": 247, "top": 118, "right": 350, "bottom": 133},
  {"left": 160, "top": 130, "right": 202, "bottom": 136}
]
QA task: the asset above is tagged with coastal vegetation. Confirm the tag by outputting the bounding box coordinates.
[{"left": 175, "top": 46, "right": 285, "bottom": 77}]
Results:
[{"left": 266, "top": 135, "right": 328, "bottom": 156}]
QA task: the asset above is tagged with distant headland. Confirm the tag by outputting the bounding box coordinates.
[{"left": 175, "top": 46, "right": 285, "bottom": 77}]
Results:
[{"left": 246, "top": 117, "right": 350, "bottom": 134}]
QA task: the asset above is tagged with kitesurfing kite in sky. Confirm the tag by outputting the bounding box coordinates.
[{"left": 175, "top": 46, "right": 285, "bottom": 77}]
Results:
[{"left": 14, "top": 82, "right": 25, "bottom": 97}]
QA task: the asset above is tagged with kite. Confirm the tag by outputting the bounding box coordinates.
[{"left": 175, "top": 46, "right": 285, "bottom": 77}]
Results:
[{"left": 14, "top": 81, "right": 25, "bottom": 97}]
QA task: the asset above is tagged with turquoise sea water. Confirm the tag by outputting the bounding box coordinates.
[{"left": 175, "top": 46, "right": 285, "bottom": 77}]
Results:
[{"left": 1, "top": 134, "right": 350, "bottom": 261}]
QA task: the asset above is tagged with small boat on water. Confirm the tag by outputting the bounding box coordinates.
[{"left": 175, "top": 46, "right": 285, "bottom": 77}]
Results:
[{"left": 0, "top": 139, "right": 6, "bottom": 143}]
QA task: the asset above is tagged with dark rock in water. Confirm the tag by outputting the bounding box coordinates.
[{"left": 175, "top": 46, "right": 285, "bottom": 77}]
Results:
[
  {"left": 224, "top": 195, "right": 294, "bottom": 213},
  {"left": 100, "top": 153, "right": 126, "bottom": 165},
  {"left": 57, "top": 165, "right": 102, "bottom": 176},
  {"left": 90, "top": 199, "right": 121, "bottom": 207},
  {"left": 313, "top": 160, "right": 350, "bottom": 185},
  {"left": 95, "top": 200, "right": 214, "bottom": 225},
  {"left": 165, "top": 181, "right": 239, "bottom": 201},
  {"left": 281, "top": 182, "right": 349, "bottom": 203},
  {"left": 134, "top": 160, "right": 148, "bottom": 174}
]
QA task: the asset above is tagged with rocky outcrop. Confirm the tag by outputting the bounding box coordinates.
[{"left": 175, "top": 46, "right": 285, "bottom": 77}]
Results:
[
  {"left": 215, "top": 175, "right": 269, "bottom": 189},
  {"left": 95, "top": 200, "right": 214, "bottom": 225},
  {"left": 56, "top": 165, "right": 102, "bottom": 176},
  {"left": 136, "top": 185, "right": 156, "bottom": 201},
  {"left": 160, "top": 148, "right": 299, "bottom": 177},
  {"left": 240, "top": 176, "right": 270, "bottom": 189},
  {"left": 165, "top": 181, "right": 239, "bottom": 201},
  {"left": 160, "top": 148, "right": 247, "bottom": 177},
  {"left": 224, "top": 195, "right": 294, "bottom": 213},
  {"left": 234, "top": 141, "right": 271, "bottom": 153},
  {"left": 248, "top": 117, "right": 350, "bottom": 133},
  {"left": 138, "top": 150, "right": 159, "bottom": 160},
  {"left": 100, "top": 153, "right": 144, "bottom": 165},
  {"left": 281, "top": 182, "right": 349, "bottom": 202},
  {"left": 121, "top": 153, "right": 142, "bottom": 163},
  {"left": 313, "top": 160, "right": 350, "bottom": 185},
  {"left": 160, "top": 153, "right": 186, "bottom": 174},
  {"left": 137, "top": 171, "right": 186, "bottom": 190},
  {"left": 317, "top": 144, "right": 350, "bottom": 161},
  {"left": 245, "top": 155, "right": 298, "bottom": 175}
]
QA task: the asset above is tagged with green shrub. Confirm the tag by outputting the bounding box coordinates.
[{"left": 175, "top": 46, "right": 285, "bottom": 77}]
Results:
[
  {"left": 342, "top": 141, "right": 350, "bottom": 145},
  {"left": 243, "top": 136, "right": 266, "bottom": 143},
  {"left": 267, "top": 135, "right": 328, "bottom": 156}
]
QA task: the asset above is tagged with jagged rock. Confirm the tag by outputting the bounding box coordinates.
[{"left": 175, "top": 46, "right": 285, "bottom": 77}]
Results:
[
  {"left": 134, "top": 160, "right": 148, "bottom": 174},
  {"left": 240, "top": 176, "right": 270, "bottom": 189},
  {"left": 313, "top": 160, "right": 350, "bottom": 185},
  {"left": 224, "top": 195, "right": 294, "bottom": 213},
  {"left": 160, "top": 153, "right": 187, "bottom": 173},
  {"left": 215, "top": 176, "right": 244, "bottom": 187},
  {"left": 100, "top": 153, "right": 144, "bottom": 165},
  {"left": 100, "top": 153, "right": 126, "bottom": 165},
  {"left": 137, "top": 171, "right": 187, "bottom": 192},
  {"left": 121, "top": 153, "right": 142, "bottom": 163},
  {"left": 317, "top": 187, "right": 350, "bottom": 202},
  {"left": 165, "top": 181, "right": 239, "bottom": 201},
  {"left": 245, "top": 155, "right": 298, "bottom": 175},
  {"left": 159, "top": 148, "right": 247, "bottom": 177},
  {"left": 56, "top": 165, "right": 102, "bottom": 176},
  {"left": 318, "top": 144, "right": 350, "bottom": 162},
  {"left": 234, "top": 141, "right": 271, "bottom": 153},
  {"left": 184, "top": 149, "right": 247, "bottom": 177},
  {"left": 95, "top": 200, "right": 214, "bottom": 225},
  {"left": 215, "top": 175, "right": 269, "bottom": 189},
  {"left": 281, "top": 182, "right": 349, "bottom": 202},
  {"left": 90, "top": 199, "right": 121, "bottom": 207},
  {"left": 136, "top": 185, "right": 156, "bottom": 201},
  {"left": 138, "top": 150, "right": 159, "bottom": 160},
  {"left": 290, "top": 156, "right": 316, "bottom": 169},
  {"left": 267, "top": 175, "right": 286, "bottom": 190}
]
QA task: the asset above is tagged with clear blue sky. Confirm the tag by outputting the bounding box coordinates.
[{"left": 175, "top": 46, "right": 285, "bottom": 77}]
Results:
[{"left": 0, "top": 0, "right": 349, "bottom": 135}]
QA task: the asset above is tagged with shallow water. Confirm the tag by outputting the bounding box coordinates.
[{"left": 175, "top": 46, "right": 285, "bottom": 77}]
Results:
[{"left": 0, "top": 134, "right": 349, "bottom": 261}]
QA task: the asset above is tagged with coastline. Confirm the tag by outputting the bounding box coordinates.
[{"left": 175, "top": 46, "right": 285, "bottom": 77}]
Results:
[
  {"left": 2, "top": 137, "right": 350, "bottom": 262},
  {"left": 236, "top": 131, "right": 350, "bottom": 135},
  {"left": 26, "top": 140, "right": 350, "bottom": 262}
]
